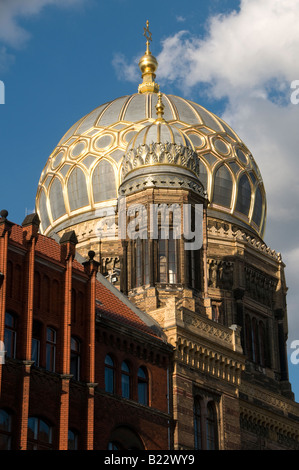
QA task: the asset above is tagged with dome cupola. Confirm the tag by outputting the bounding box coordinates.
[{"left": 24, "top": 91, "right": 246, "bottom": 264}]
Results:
[{"left": 120, "top": 93, "right": 204, "bottom": 198}]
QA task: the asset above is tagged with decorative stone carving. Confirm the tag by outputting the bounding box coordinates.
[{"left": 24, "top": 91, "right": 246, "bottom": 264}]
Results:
[
  {"left": 245, "top": 265, "right": 277, "bottom": 307},
  {"left": 208, "top": 259, "right": 234, "bottom": 290}
]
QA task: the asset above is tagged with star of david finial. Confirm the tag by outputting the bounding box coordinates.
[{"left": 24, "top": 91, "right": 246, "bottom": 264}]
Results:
[{"left": 143, "top": 20, "right": 152, "bottom": 43}]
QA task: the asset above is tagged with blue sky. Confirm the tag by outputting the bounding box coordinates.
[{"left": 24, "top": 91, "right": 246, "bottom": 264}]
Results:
[{"left": 1, "top": 0, "right": 299, "bottom": 400}]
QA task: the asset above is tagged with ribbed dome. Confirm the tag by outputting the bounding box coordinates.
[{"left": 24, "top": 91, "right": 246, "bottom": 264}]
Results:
[
  {"left": 35, "top": 91, "right": 266, "bottom": 239},
  {"left": 120, "top": 94, "right": 201, "bottom": 191}
]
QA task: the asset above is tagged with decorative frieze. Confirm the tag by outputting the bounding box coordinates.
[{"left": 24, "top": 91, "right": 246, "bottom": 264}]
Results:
[{"left": 245, "top": 265, "right": 277, "bottom": 307}]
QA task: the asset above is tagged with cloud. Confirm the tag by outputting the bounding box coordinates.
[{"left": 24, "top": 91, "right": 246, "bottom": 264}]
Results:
[
  {"left": 155, "top": 0, "right": 299, "bottom": 349},
  {"left": 112, "top": 52, "right": 140, "bottom": 83},
  {"left": 0, "top": 0, "right": 85, "bottom": 71},
  {"left": 157, "top": 0, "right": 299, "bottom": 95}
]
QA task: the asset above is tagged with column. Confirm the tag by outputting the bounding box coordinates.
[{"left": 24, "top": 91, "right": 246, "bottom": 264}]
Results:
[
  {"left": 17, "top": 214, "right": 40, "bottom": 450},
  {"left": 83, "top": 250, "right": 99, "bottom": 450},
  {"left": 58, "top": 230, "right": 78, "bottom": 450}
]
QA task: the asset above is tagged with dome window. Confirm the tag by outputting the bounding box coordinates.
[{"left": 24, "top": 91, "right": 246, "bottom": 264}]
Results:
[
  {"left": 212, "top": 165, "right": 233, "bottom": 208},
  {"left": 235, "top": 174, "right": 252, "bottom": 216},
  {"left": 252, "top": 186, "right": 263, "bottom": 227},
  {"left": 49, "top": 178, "right": 66, "bottom": 221},
  {"left": 92, "top": 160, "right": 117, "bottom": 203},
  {"left": 67, "top": 167, "right": 89, "bottom": 211},
  {"left": 38, "top": 189, "right": 50, "bottom": 230}
]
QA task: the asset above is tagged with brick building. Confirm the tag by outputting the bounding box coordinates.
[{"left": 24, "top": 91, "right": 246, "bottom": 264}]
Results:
[{"left": 0, "top": 210, "right": 172, "bottom": 450}]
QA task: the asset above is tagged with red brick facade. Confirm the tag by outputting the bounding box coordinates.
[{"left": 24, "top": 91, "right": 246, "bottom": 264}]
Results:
[{"left": 0, "top": 210, "right": 172, "bottom": 450}]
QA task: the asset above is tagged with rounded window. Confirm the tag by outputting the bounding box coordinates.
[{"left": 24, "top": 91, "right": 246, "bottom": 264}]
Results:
[
  {"left": 235, "top": 174, "right": 251, "bottom": 216},
  {"left": 212, "top": 165, "right": 233, "bottom": 208}
]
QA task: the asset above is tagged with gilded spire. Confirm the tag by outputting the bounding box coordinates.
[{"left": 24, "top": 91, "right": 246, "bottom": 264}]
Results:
[
  {"left": 138, "top": 20, "right": 159, "bottom": 94},
  {"left": 155, "top": 92, "right": 165, "bottom": 120}
]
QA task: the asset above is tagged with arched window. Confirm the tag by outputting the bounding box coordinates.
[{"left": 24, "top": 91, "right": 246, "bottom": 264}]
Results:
[
  {"left": 136, "top": 237, "right": 142, "bottom": 287},
  {"left": 252, "top": 186, "right": 263, "bottom": 227},
  {"left": 4, "top": 312, "right": 17, "bottom": 359},
  {"left": 245, "top": 314, "right": 268, "bottom": 367},
  {"left": 46, "top": 327, "right": 56, "bottom": 372},
  {"left": 206, "top": 402, "right": 218, "bottom": 450},
  {"left": 68, "top": 429, "right": 78, "bottom": 450},
  {"left": 31, "top": 320, "right": 42, "bottom": 367},
  {"left": 258, "top": 321, "right": 266, "bottom": 367},
  {"left": 107, "top": 426, "right": 144, "bottom": 450},
  {"left": 27, "top": 417, "right": 52, "bottom": 450},
  {"left": 49, "top": 177, "right": 66, "bottom": 221},
  {"left": 121, "top": 361, "right": 131, "bottom": 399},
  {"left": 105, "top": 355, "right": 115, "bottom": 393},
  {"left": 194, "top": 397, "right": 202, "bottom": 450},
  {"left": 212, "top": 165, "right": 233, "bottom": 208},
  {"left": 194, "top": 397, "right": 218, "bottom": 450},
  {"left": 92, "top": 160, "right": 116, "bottom": 203},
  {"left": 0, "top": 409, "right": 12, "bottom": 450},
  {"left": 67, "top": 167, "right": 89, "bottom": 211},
  {"left": 70, "top": 337, "right": 81, "bottom": 381},
  {"left": 158, "top": 229, "right": 177, "bottom": 284},
  {"left": 137, "top": 367, "right": 148, "bottom": 405},
  {"left": 245, "top": 314, "right": 253, "bottom": 360},
  {"left": 235, "top": 174, "right": 251, "bottom": 216},
  {"left": 252, "top": 317, "right": 259, "bottom": 363}
]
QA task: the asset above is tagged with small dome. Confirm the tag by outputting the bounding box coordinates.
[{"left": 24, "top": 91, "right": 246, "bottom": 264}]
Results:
[{"left": 120, "top": 93, "right": 203, "bottom": 197}]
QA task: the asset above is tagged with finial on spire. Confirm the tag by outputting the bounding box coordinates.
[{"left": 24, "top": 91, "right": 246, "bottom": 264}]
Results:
[
  {"left": 143, "top": 20, "right": 152, "bottom": 54},
  {"left": 138, "top": 20, "right": 159, "bottom": 94},
  {"left": 155, "top": 92, "right": 165, "bottom": 120}
]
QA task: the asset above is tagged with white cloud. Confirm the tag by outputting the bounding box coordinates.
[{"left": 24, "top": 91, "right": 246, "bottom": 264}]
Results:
[
  {"left": 112, "top": 52, "right": 140, "bottom": 83},
  {"left": 0, "top": 0, "right": 85, "bottom": 71},
  {"left": 154, "top": 0, "right": 299, "bottom": 348},
  {"left": 158, "top": 0, "right": 299, "bottom": 95}
]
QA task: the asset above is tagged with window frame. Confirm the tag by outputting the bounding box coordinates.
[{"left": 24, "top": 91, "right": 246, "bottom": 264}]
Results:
[
  {"left": 137, "top": 366, "right": 149, "bottom": 406},
  {"left": 4, "top": 312, "right": 17, "bottom": 359},
  {"left": 104, "top": 354, "right": 115, "bottom": 394},
  {"left": 27, "top": 417, "right": 53, "bottom": 450},
  {"left": 70, "top": 336, "right": 81, "bottom": 381},
  {"left": 121, "top": 361, "right": 131, "bottom": 399},
  {"left": 45, "top": 327, "right": 56, "bottom": 372},
  {"left": 0, "top": 409, "right": 12, "bottom": 450}
]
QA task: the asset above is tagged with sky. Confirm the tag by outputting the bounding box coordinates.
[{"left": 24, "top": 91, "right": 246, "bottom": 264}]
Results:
[{"left": 0, "top": 0, "right": 299, "bottom": 400}]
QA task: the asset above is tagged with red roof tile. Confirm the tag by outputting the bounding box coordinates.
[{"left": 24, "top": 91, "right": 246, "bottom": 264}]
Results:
[{"left": 95, "top": 280, "right": 161, "bottom": 340}]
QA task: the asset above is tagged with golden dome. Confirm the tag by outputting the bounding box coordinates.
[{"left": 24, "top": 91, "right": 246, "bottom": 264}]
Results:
[{"left": 35, "top": 22, "right": 266, "bottom": 240}]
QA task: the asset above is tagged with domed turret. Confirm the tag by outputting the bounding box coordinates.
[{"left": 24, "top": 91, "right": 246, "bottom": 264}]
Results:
[{"left": 120, "top": 93, "right": 204, "bottom": 198}]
